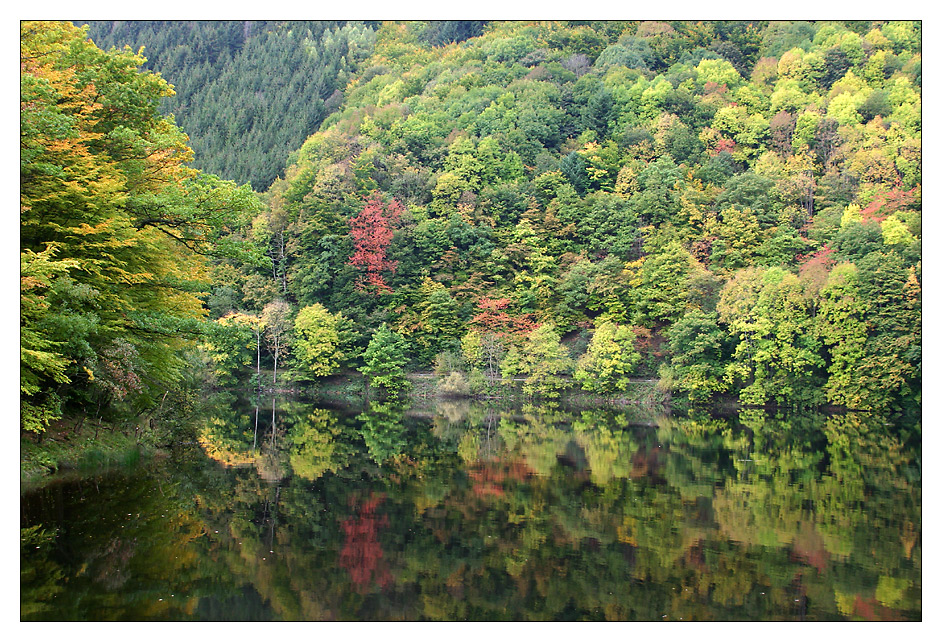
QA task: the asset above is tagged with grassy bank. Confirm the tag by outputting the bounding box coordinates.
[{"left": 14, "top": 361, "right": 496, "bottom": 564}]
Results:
[{"left": 20, "top": 417, "right": 169, "bottom": 485}]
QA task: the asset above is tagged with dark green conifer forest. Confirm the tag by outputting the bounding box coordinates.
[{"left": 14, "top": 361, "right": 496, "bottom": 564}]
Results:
[{"left": 21, "top": 20, "right": 922, "bottom": 433}]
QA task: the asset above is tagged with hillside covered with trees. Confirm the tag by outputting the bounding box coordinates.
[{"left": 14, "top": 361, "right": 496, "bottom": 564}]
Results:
[
  {"left": 82, "top": 20, "right": 486, "bottom": 191},
  {"left": 21, "top": 20, "right": 922, "bottom": 436}
]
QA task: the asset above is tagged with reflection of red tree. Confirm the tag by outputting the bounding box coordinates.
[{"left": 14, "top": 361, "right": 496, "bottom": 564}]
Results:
[
  {"left": 853, "top": 596, "right": 902, "bottom": 621},
  {"left": 468, "top": 459, "right": 533, "bottom": 499},
  {"left": 684, "top": 540, "right": 705, "bottom": 570},
  {"left": 339, "top": 493, "right": 392, "bottom": 593},
  {"left": 790, "top": 523, "right": 830, "bottom": 573},
  {"left": 469, "top": 464, "right": 505, "bottom": 499}
]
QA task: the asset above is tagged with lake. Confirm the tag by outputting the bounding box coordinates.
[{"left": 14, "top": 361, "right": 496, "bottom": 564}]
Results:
[{"left": 21, "top": 393, "right": 921, "bottom": 621}]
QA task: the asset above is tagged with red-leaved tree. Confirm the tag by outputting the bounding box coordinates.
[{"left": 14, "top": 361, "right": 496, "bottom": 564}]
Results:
[
  {"left": 797, "top": 244, "right": 837, "bottom": 293},
  {"left": 797, "top": 244, "right": 836, "bottom": 272},
  {"left": 465, "top": 298, "right": 540, "bottom": 378},
  {"left": 469, "top": 297, "right": 538, "bottom": 337},
  {"left": 859, "top": 188, "right": 918, "bottom": 224},
  {"left": 349, "top": 193, "right": 403, "bottom": 294}
]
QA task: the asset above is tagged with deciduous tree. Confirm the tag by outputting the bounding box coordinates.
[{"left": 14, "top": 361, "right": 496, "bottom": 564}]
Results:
[
  {"left": 500, "top": 325, "right": 573, "bottom": 399},
  {"left": 359, "top": 324, "right": 410, "bottom": 397},
  {"left": 293, "top": 303, "right": 347, "bottom": 379},
  {"left": 261, "top": 299, "right": 292, "bottom": 386},
  {"left": 349, "top": 193, "right": 403, "bottom": 294},
  {"left": 574, "top": 321, "right": 640, "bottom": 394}
]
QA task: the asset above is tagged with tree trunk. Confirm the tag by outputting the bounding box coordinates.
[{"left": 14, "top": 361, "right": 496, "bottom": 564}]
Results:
[
  {"left": 278, "top": 231, "right": 288, "bottom": 294},
  {"left": 253, "top": 404, "right": 259, "bottom": 451},
  {"left": 256, "top": 330, "right": 262, "bottom": 392},
  {"left": 804, "top": 170, "right": 814, "bottom": 224}
]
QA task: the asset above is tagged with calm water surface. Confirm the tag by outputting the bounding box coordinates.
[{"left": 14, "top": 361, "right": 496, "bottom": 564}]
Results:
[{"left": 21, "top": 394, "right": 921, "bottom": 621}]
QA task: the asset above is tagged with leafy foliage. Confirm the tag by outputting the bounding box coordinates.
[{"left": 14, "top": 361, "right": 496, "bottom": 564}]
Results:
[
  {"left": 20, "top": 21, "right": 263, "bottom": 429},
  {"left": 500, "top": 325, "right": 573, "bottom": 399},
  {"left": 574, "top": 321, "right": 640, "bottom": 394},
  {"left": 359, "top": 324, "right": 410, "bottom": 398},
  {"left": 26, "top": 19, "right": 922, "bottom": 412},
  {"left": 348, "top": 194, "right": 403, "bottom": 294},
  {"left": 292, "top": 303, "right": 347, "bottom": 379}
]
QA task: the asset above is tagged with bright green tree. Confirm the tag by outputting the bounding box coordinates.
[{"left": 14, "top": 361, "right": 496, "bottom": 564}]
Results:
[
  {"left": 661, "top": 310, "right": 729, "bottom": 403},
  {"left": 20, "top": 21, "right": 263, "bottom": 429},
  {"left": 202, "top": 313, "right": 257, "bottom": 387},
  {"left": 293, "top": 303, "right": 347, "bottom": 379},
  {"left": 574, "top": 321, "right": 640, "bottom": 394},
  {"left": 846, "top": 252, "right": 921, "bottom": 410},
  {"left": 359, "top": 324, "right": 410, "bottom": 397},
  {"left": 635, "top": 239, "right": 697, "bottom": 327},
  {"left": 20, "top": 246, "right": 79, "bottom": 432},
  {"left": 719, "top": 267, "right": 825, "bottom": 407},
  {"left": 711, "top": 207, "right": 764, "bottom": 269},
  {"left": 500, "top": 324, "right": 573, "bottom": 399},
  {"left": 413, "top": 278, "right": 462, "bottom": 364},
  {"left": 817, "top": 263, "right": 871, "bottom": 408}
]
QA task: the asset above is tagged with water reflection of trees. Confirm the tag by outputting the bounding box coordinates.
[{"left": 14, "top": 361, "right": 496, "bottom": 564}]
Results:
[
  {"left": 21, "top": 464, "right": 213, "bottom": 620},
  {"left": 194, "top": 398, "right": 920, "bottom": 620},
  {"left": 22, "top": 396, "right": 920, "bottom": 621}
]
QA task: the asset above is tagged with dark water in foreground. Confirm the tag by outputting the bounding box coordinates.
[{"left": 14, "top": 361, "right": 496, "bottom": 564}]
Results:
[{"left": 21, "top": 394, "right": 921, "bottom": 621}]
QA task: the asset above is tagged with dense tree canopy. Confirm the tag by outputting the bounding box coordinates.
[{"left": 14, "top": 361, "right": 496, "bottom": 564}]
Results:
[
  {"left": 21, "top": 21, "right": 263, "bottom": 430},
  {"left": 83, "top": 20, "right": 378, "bottom": 191},
  {"left": 24, "top": 19, "right": 921, "bottom": 416}
]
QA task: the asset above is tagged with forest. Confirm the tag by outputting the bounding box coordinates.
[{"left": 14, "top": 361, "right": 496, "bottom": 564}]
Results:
[{"left": 21, "top": 19, "right": 922, "bottom": 436}]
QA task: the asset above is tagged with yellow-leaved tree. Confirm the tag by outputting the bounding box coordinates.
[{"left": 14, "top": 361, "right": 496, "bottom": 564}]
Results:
[{"left": 21, "top": 21, "right": 263, "bottom": 431}]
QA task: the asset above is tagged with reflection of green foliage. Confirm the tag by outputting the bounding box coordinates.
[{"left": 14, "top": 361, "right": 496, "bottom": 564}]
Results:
[
  {"left": 658, "top": 415, "right": 734, "bottom": 501},
  {"left": 497, "top": 410, "right": 571, "bottom": 476},
  {"left": 22, "top": 395, "right": 921, "bottom": 621},
  {"left": 435, "top": 399, "right": 472, "bottom": 425},
  {"left": 457, "top": 430, "right": 482, "bottom": 463},
  {"left": 288, "top": 408, "right": 346, "bottom": 481},
  {"left": 875, "top": 575, "right": 912, "bottom": 609},
  {"left": 21, "top": 460, "right": 219, "bottom": 620},
  {"left": 196, "top": 394, "right": 260, "bottom": 466},
  {"left": 357, "top": 401, "right": 409, "bottom": 464},
  {"left": 20, "top": 526, "right": 64, "bottom": 620},
  {"left": 572, "top": 411, "right": 637, "bottom": 485}
]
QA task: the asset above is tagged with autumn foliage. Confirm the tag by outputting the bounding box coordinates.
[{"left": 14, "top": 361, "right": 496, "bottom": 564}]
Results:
[
  {"left": 859, "top": 188, "right": 918, "bottom": 224},
  {"left": 339, "top": 493, "right": 392, "bottom": 593},
  {"left": 349, "top": 193, "right": 402, "bottom": 294},
  {"left": 469, "top": 297, "right": 538, "bottom": 337}
]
